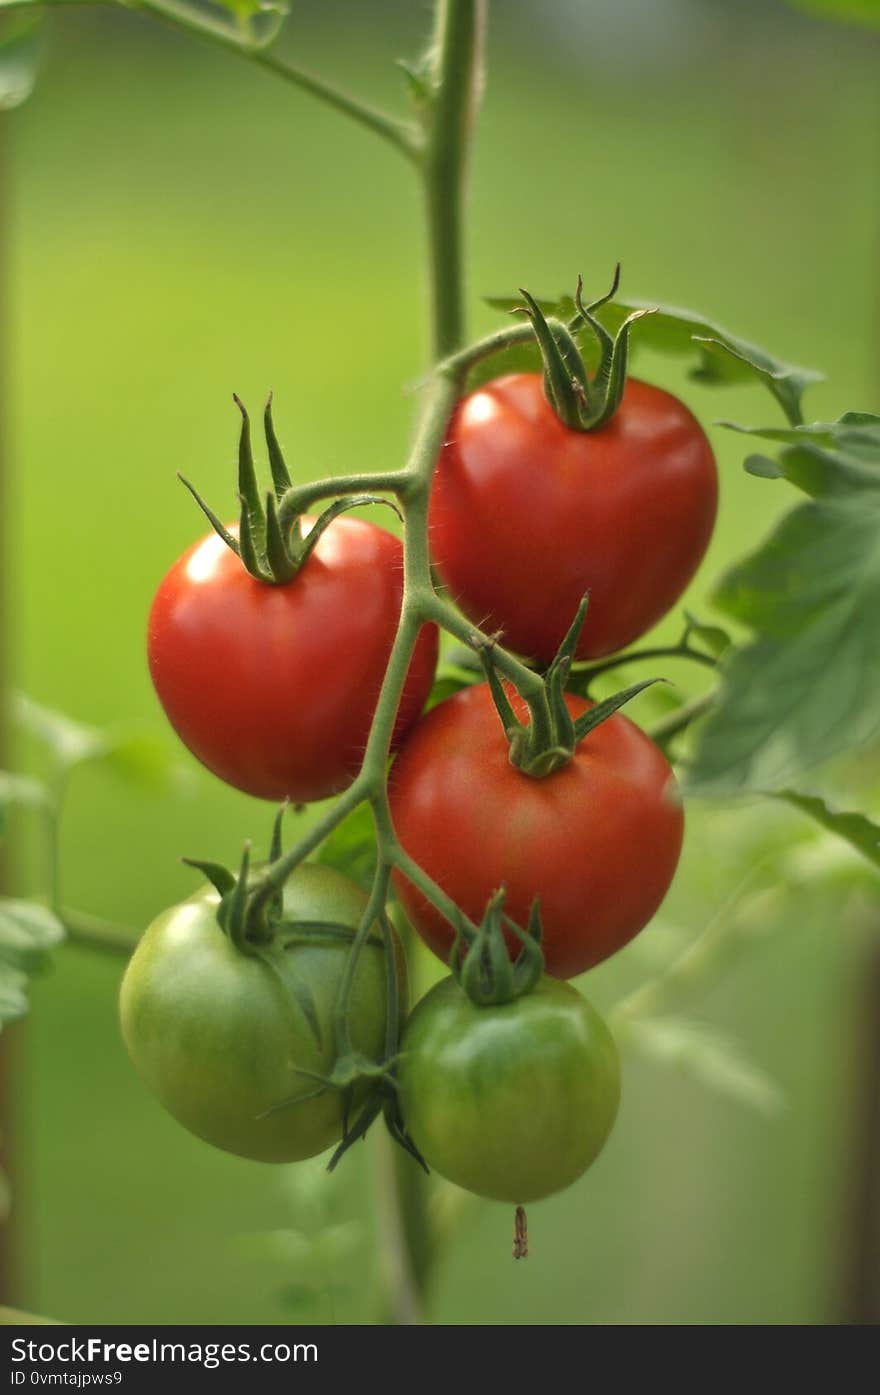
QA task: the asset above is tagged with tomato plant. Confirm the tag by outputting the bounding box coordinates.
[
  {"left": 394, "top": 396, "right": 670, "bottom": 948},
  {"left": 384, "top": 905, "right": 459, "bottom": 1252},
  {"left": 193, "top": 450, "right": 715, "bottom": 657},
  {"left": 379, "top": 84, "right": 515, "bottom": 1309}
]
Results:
[
  {"left": 148, "top": 514, "right": 438, "bottom": 803},
  {"left": 7, "top": 0, "right": 879, "bottom": 1331},
  {"left": 120, "top": 861, "right": 398, "bottom": 1163},
  {"left": 429, "top": 372, "right": 718, "bottom": 661},
  {"left": 389, "top": 681, "right": 684, "bottom": 978},
  {"left": 397, "top": 975, "right": 620, "bottom": 1203}
]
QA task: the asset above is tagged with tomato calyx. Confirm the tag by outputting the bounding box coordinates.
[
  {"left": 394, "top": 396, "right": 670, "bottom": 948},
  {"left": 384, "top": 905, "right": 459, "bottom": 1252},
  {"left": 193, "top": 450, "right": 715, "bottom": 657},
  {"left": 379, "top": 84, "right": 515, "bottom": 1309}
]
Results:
[
  {"left": 449, "top": 887, "right": 545, "bottom": 1006},
  {"left": 177, "top": 394, "right": 400, "bottom": 584},
  {"left": 516, "top": 266, "right": 653, "bottom": 431},
  {"left": 182, "top": 807, "right": 426, "bottom": 1172},
  {"left": 477, "top": 594, "right": 662, "bottom": 777}
]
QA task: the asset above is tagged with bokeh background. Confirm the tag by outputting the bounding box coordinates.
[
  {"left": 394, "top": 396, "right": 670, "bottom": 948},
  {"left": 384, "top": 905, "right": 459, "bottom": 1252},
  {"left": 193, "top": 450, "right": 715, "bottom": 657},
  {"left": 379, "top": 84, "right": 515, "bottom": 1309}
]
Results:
[{"left": 4, "top": 0, "right": 880, "bottom": 1324}]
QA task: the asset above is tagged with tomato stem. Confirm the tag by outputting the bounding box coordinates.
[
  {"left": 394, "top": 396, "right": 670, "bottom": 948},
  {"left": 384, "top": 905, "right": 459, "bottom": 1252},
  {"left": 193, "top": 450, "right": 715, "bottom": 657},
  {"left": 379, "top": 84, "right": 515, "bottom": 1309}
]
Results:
[
  {"left": 421, "top": 0, "right": 487, "bottom": 359},
  {"left": 513, "top": 1205, "right": 528, "bottom": 1260}
]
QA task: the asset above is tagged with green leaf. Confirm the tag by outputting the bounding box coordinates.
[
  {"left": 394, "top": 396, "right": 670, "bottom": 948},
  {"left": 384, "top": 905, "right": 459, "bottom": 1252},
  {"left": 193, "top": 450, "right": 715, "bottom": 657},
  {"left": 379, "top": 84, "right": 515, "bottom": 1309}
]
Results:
[
  {"left": 484, "top": 292, "right": 822, "bottom": 422},
  {"left": 682, "top": 612, "right": 732, "bottom": 659},
  {"left": 776, "top": 791, "right": 880, "bottom": 872},
  {"left": 722, "top": 415, "right": 880, "bottom": 496},
  {"left": 688, "top": 431, "right": 880, "bottom": 794},
  {"left": 314, "top": 804, "right": 376, "bottom": 892},
  {"left": 0, "top": 898, "right": 64, "bottom": 1030},
  {"left": 625, "top": 1016, "right": 784, "bottom": 1117},
  {"left": 0, "top": 12, "right": 43, "bottom": 111}
]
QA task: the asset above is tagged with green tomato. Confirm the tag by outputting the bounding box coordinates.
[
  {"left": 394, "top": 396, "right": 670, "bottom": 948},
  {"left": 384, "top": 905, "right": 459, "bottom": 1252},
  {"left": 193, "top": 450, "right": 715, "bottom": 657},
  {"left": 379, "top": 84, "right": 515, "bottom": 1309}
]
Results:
[
  {"left": 120, "top": 862, "right": 397, "bottom": 1164},
  {"left": 398, "top": 976, "right": 620, "bottom": 1203}
]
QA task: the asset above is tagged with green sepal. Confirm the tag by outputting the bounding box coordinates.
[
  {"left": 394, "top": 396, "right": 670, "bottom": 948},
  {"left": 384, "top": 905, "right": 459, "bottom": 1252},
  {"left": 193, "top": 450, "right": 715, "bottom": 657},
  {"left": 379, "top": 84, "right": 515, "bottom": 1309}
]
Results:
[
  {"left": 233, "top": 394, "right": 266, "bottom": 556},
  {"left": 237, "top": 492, "right": 272, "bottom": 582},
  {"left": 180, "top": 397, "right": 404, "bottom": 587},
  {"left": 292, "top": 494, "right": 403, "bottom": 571},
  {"left": 177, "top": 475, "right": 241, "bottom": 556},
  {"left": 264, "top": 803, "right": 289, "bottom": 923},
  {"left": 255, "top": 941, "right": 324, "bottom": 1050},
  {"left": 268, "top": 802, "right": 286, "bottom": 863},
  {"left": 278, "top": 922, "right": 384, "bottom": 951},
  {"left": 514, "top": 268, "right": 652, "bottom": 432},
  {"left": 218, "top": 843, "right": 254, "bottom": 950},
  {"left": 263, "top": 393, "right": 293, "bottom": 498},
  {"left": 517, "top": 289, "right": 590, "bottom": 429},
  {"left": 479, "top": 594, "right": 661, "bottom": 776},
  {"left": 572, "top": 678, "right": 665, "bottom": 743},
  {"left": 454, "top": 888, "right": 545, "bottom": 1007},
  {"left": 573, "top": 269, "right": 654, "bottom": 429},
  {"left": 180, "top": 857, "right": 236, "bottom": 899},
  {"left": 265, "top": 492, "right": 298, "bottom": 583}
]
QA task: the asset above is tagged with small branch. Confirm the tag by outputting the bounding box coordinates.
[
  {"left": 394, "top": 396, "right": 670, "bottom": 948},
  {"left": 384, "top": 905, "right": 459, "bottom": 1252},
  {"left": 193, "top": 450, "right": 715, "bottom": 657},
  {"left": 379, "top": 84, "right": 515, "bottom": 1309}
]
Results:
[
  {"left": 423, "top": 592, "right": 547, "bottom": 704},
  {"left": 648, "top": 690, "right": 717, "bottom": 753},
  {"left": 276, "top": 472, "right": 412, "bottom": 530},
  {"left": 570, "top": 643, "right": 718, "bottom": 691},
  {"left": 371, "top": 1131, "right": 427, "bottom": 1325},
  {"left": 62, "top": 908, "right": 139, "bottom": 956},
  {"left": 248, "top": 778, "right": 368, "bottom": 917},
  {"left": 139, "top": 0, "right": 421, "bottom": 159}
]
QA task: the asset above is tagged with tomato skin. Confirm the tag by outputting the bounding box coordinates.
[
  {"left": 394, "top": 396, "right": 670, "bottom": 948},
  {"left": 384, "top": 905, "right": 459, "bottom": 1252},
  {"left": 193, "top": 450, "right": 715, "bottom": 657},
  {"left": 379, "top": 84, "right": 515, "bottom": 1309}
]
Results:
[
  {"left": 119, "top": 863, "right": 396, "bottom": 1164},
  {"left": 390, "top": 683, "right": 683, "bottom": 978},
  {"left": 398, "top": 976, "right": 620, "bottom": 1203},
  {"left": 429, "top": 373, "right": 717, "bottom": 661},
  {"left": 147, "top": 516, "right": 438, "bottom": 802}
]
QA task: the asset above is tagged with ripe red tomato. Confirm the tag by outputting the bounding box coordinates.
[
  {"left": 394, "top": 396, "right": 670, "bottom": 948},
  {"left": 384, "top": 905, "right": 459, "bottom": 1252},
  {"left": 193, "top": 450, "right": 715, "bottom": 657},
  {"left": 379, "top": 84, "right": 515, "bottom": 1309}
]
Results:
[
  {"left": 389, "top": 683, "right": 683, "bottom": 978},
  {"left": 429, "top": 373, "right": 718, "bottom": 661},
  {"left": 148, "top": 516, "right": 438, "bottom": 802}
]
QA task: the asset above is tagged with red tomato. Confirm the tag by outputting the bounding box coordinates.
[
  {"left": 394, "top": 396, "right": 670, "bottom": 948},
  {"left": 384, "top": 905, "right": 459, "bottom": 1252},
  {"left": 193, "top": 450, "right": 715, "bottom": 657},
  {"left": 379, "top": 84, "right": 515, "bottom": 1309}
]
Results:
[
  {"left": 148, "top": 516, "right": 438, "bottom": 802},
  {"left": 429, "top": 373, "right": 718, "bottom": 661},
  {"left": 389, "top": 683, "right": 683, "bottom": 978}
]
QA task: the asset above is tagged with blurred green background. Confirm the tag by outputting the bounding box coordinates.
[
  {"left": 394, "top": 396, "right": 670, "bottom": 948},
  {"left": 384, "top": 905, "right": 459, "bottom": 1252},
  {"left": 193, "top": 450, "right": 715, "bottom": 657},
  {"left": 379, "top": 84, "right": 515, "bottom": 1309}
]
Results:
[{"left": 5, "top": 0, "right": 880, "bottom": 1324}]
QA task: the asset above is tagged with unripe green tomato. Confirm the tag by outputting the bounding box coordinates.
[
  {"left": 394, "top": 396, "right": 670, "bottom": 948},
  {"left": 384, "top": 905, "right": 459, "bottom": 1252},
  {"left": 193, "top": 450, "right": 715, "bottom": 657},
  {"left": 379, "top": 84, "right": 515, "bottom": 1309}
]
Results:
[
  {"left": 120, "top": 862, "right": 397, "bottom": 1164},
  {"left": 398, "top": 976, "right": 620, "bottom": 1204}
]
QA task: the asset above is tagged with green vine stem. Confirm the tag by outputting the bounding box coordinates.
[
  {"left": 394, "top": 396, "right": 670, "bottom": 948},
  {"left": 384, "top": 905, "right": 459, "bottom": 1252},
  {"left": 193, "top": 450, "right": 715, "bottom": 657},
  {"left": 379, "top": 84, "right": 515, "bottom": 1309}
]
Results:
[{"left": 569, "top": 643, "right": 718, "bottom": 691}]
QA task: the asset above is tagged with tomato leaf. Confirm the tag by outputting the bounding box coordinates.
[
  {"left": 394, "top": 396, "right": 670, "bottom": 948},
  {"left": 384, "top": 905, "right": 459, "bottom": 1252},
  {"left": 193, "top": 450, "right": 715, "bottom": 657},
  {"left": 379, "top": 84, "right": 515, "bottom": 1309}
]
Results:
[
  {"left": 687, "top": 420, "right": 880, "bottom": 794},
  {"left": 483, "top": 293, "right": 822, "bottom": 422},
  {"left": 624, "top": 1016, "right": 784, "bottom": 1117},
  {"left": 0, "top": 898, "right": 65, "bottom": 1030},
  {"left": 775, "top": 791, "right": 880, "bottom": 872}
]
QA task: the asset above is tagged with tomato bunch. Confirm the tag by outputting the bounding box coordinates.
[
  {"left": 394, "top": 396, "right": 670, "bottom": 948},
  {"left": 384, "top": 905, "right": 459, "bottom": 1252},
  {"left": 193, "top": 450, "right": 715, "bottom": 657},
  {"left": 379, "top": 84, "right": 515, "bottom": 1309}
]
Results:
[{"left": 132, "top": 319, "right": 715, "bottom": 1226}]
